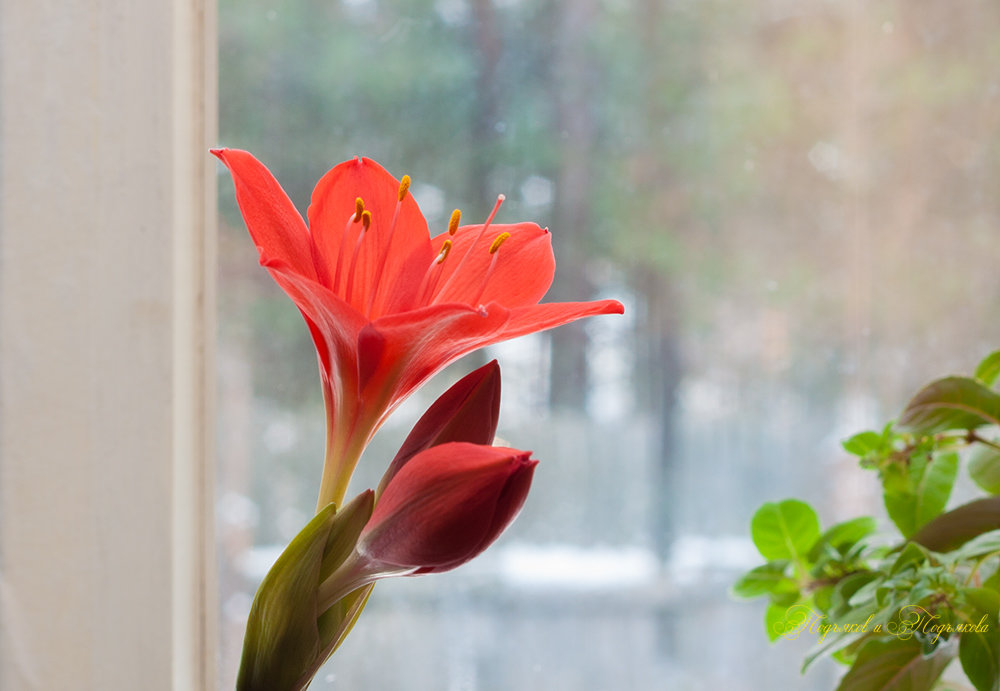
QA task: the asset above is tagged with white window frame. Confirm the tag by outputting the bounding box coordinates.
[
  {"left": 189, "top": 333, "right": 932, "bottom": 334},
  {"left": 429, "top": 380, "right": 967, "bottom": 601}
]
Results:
[{"left": 0, "top": 2, "right": 218, "bottom": 689}]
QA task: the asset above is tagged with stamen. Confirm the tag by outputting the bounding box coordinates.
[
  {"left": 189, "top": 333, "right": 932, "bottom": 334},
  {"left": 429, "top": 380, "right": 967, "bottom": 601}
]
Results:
[
  {"left": 436, "top": 239, "right": 453, "bottom": 263},
  {"left": 471, "top": 232, "right": 510, "bottom": 306},
  {"left": 415, "top": 239, "right": 453, "bottom": 305},
  {"left": 430, "top": 194, "right": 505, "bottom": 303},
  {"left": 332, "top": 197, "right": 365, "bottom": 294},
  {"left": 448, "top": 209, "right": 461, "bottom": 235},
  {"left": 367, "top": 175, "right": 411, "bottom": 315},
  {"left": 344, "top": 210, "right": 372, "bottom": 306},
  {"left": 489, "top": 232, "right": 511, "bottom": 254}
]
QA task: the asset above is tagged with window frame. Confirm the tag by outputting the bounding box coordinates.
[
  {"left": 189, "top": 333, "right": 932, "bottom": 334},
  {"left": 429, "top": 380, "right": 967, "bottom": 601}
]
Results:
[{"left": 0, "top": 1, "right": 218, "bottom": 688}]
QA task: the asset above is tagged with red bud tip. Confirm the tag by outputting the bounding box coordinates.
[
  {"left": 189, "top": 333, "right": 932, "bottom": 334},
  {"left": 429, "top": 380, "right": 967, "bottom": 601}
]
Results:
[{"left": 360, "top": 443, "right": 537, "bottom": 573}]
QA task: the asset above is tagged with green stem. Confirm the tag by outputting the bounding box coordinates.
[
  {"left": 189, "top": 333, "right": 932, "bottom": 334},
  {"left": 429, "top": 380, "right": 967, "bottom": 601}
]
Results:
[
  {"left": 316, "top": 428, "right": 370, "bottom": 510},
  {"left": 316, "top": 552, "right": 413, "bottom": 615}
]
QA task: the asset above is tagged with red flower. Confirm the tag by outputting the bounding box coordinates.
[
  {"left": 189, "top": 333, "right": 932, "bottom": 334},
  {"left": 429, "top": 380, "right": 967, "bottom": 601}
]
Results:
[
  {"left": 316, "top": 443, "right": 537, "bottom": 611},
  {"left": 360, "top": 442, "right": 537, "bottom": 574},
  {"left": 213, "top": 149, "right": 622, "bottom": 505},
  {"left": 376, "top": 359, "right": 502, "bottom": 500}
]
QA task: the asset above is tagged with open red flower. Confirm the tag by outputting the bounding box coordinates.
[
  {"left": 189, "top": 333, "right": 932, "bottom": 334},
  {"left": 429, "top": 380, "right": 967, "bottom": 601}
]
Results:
[{"left": 213, "top": 148, "right": 623, "bottom": 505}]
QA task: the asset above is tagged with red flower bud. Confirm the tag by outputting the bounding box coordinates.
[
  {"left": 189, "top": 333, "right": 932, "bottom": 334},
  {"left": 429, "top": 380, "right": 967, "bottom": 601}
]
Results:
[
  {"left": 359, "top": 442, "right": 537, "bottom": 574},
  {"left": 376, "top": 360, "right": 501, "bottom": 498}
]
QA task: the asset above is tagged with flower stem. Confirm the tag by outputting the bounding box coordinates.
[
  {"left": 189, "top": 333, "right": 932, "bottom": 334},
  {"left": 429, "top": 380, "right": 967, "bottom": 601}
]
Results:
[
  {"left": 316, "top": 552, "right": 414, "bottom": 615},
  {"left": 316, "top": 429, "right": 370, "bottom": 511}
]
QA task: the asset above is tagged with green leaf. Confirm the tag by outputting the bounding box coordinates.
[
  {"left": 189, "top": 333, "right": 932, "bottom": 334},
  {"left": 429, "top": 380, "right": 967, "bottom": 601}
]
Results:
[
  {"left": 912, "top": 497, "right": 1000, "bottom": 554},
  {"left": 884, "top": 452, "right": 958, "bottom": 538},
  {"left": 830, "top": 573, "right": 884, "bottom": 629},
  {"left": 849, "top": 578, "right": 886, "bottom": 608},
  {"left": 765, "top": 602, "right": 815, "bottom": 643},
  {"left": 316, "top": 584, "right": 373, "bottom": 657},
  {"left": 971, "top": 446, "right": 1000, "bottom": 495},
  {"left": 984, "top": 567, "right": 1000, "bottom": 592},
  {"left": 835, "top": 637, "right": 954, "bottom": 691},
  {"left": 976, "top": 351, "right": 1000, "bottom": 388},
  {"left": 809, "top": 517, "right": 877, "bottom": 563},
  {"left": 960, "top": 629, "right": 1000, "bottom": 691},
  {"left": 769, "top": 580, "right": 801, "bottom": 607},
  {"left": 889, "top": 543, "right": 932, "bottom": 577},
  {"left": 946, "top": 531, "right": 1000, "bottom": 563},
  {"left": 236, "top": 492, "right": 374, "bottom": 691},
  {"left": 897, "top": 377, "right": 1000, "bottom": 435},
  {"left": 803, "top": 630, "right": 873, "bottom": 673},
  {"left": 964, "top": 587, "right": 1000, "bottom": 617},
  {"left": 814, "top": 584, "right": 835, "bottom": 613},
  {"left": 732, "top": 562, "right": 791, "bottom": 599},
  {"left": 751, "top": 499, "right": 821, "bottom": 561},
  {"left": 959, "top": 588, "right": 1000, "bottom": 691},
  {"left": 832, "top": 572, "right": 882, "bottom": 613},
  {"left": 844, "top": 431, "right": 885, "bottom": 458}
]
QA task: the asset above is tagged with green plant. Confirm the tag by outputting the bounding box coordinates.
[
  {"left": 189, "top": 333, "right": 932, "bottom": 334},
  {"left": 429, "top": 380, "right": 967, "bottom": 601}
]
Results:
[{"left": 736, "top": 350, "right": 1000, "bottom": 690}]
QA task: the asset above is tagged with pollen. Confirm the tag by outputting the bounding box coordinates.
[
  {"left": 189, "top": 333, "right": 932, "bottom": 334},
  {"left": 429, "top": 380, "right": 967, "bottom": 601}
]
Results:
[
  {"left": 353, "top": 197, "right": 365, "bottom": 221},
  {"left": 398, "top": 175, "right": 411, "bottom": 202},
  {"left": 489, "top": 232, "right": 511, "bottom": 254},
  {"left": 448, "top": 209, "right": 461, "bottom": 235},
  {"left": 436, "top": 239, "right": 453, "bottom": 264},
  {"left": 361, "top": 210, "right": 372, "bottom": 231}
]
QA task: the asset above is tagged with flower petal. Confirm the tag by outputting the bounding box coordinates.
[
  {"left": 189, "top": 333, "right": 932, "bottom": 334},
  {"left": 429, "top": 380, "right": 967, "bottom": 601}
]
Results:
[
  {"left": 499, "top": 299, "right": 625, "bottom": 340},
  {"left": 429, "top": 223, "right": 555, "bottom": 308},
  {"left": 262, "top": 258, "right": 367, "bottom": 412},
  {"left": 357, "top": 303, "right": 513, "bottom": 421},
  {"left": 415, "top": 455, "right": 536, "bottom": 574},
  {"left": 377, "top": 360, "right": 502, "bottom": 497},
  {"left": 306, "top": 157, "right": 433, "bottom": 317},
  {"left": 212, "top": 149, "right": 317, "bottom": 281},
  {"left": 360, "top": 443, "right": 536, "bottom": 570},
  {"left": 356, "top": 299, "right": 623, "bottom": 426}
]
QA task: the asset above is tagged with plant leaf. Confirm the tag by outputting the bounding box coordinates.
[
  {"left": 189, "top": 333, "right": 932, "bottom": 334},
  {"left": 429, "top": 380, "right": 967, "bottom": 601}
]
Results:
[
  {"left": 236, "top": 504, "right": 338, "bottom": 691},
  {"left": 844, "top": 431, "right": 885, "bottom": 458},
  {"left": 751, "top": 499, "right": 821, "bottom": 561},
  {"left": 976, "top": 351, "right": 1000, "bottom": 389},
  {"left": 884, "top": 452, "right": 958, "bottom": 538},
  {"left": 236, "top": 492, "right": 374, "bottom": 691},
  {"left": 830, "top": 572, "right": 882, "bottom": 622},
  {"left": 970, "top": 446, "right": 1000, "bottom": 495},
  {"left": 945, "top": 531, "right": 1000, "bottom": 563},
  {"left": 959, "top": 588, "right": 1000, "bottom": 691},
  {"left": 809, "top": 517, "right": 877, "bottom": 562},
  {"left": 835, "top": 637, "right": 954, "bottom": 691},
  {"left": 731, "top": 562, "right": 791, "bottom": 599},
  {"left": 765, "top": 602, "right": 814, "bottom": 643},
  {"left": 803, "top": 631, "right": 873, "bottom": 673},
  {"left": 912, "top": 497, "right": 1000, "bottom": 554},
  {"left": 897, "top": 377, "right": 1000, "bottom": 435}
]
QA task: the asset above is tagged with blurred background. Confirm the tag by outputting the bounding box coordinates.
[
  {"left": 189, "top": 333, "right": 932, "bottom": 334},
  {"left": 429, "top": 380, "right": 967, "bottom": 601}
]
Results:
[{"left": 215, "top": 1, "right": 1000, "bottom": 688}]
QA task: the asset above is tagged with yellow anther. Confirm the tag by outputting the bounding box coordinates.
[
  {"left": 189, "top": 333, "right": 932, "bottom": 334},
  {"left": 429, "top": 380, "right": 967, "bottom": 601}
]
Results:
[
  {"left": 448, "top": 209, "right": 461, "bottom": 235},
  {"left": 436, "top": 239, "right": 453, "bottom": 264},
  {"left": 398, "top": 175, "right": 411, "bottom": 202},
  {"left": 489, "top": 232, "right": 511, "bottom": 254},
  {"left": 353, "top": 197, "right": 365, "bottom": 221},
  {"left": 361, "top": 210, "right": 372, "bottom": 231}
]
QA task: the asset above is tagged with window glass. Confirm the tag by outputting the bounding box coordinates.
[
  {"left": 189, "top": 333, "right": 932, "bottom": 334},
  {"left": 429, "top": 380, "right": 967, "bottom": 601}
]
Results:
[{"left": 217, "top": 2, "right": 1000, "bottom": 688}]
